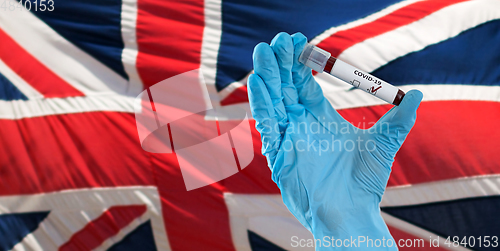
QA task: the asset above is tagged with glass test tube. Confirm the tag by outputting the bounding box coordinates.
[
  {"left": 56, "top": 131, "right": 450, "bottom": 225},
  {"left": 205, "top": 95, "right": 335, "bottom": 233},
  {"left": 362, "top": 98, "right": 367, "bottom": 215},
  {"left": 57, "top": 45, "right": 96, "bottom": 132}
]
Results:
[{"left": 299, "top": 44, "right": 405, "bottom": 105}]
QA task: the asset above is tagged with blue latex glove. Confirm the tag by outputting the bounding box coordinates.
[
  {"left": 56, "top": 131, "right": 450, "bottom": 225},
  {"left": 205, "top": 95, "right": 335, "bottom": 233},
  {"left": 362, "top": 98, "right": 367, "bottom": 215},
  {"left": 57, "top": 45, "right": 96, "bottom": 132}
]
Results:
[{"left": 248, "top": 32, "right": 423, "bottom": 250}]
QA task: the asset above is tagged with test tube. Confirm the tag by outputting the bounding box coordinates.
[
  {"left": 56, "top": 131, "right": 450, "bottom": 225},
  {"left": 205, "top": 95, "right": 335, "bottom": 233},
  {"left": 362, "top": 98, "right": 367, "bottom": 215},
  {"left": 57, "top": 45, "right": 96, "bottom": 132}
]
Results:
[{"left": 299, "top": 44, "right": 405, "bottom": 105}]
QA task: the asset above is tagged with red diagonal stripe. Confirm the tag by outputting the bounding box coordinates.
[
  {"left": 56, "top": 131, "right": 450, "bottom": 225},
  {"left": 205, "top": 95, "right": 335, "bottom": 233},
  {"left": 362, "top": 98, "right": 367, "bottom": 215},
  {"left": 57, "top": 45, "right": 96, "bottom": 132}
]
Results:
[
  {"left": 220, "top": 86, "right": 248, "bottom": 106},
  {"left": 316, "top": 0, "right": 470, "bottom": 57},
  {"left": 219, "top": 1, "right": 470, "bottom": 106},
  {"left": 0, "top": 28, "right": 84, "bottom": 98},
  {"left": 59, "top": 205, "right": 147, "bottom": 251}
]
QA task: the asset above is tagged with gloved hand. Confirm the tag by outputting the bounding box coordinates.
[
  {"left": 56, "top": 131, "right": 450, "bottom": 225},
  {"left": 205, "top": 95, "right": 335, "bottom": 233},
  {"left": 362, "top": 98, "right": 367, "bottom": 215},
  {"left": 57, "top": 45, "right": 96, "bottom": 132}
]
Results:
[{"left": 248, "top": 32, "right": 423, "bottom": 250}]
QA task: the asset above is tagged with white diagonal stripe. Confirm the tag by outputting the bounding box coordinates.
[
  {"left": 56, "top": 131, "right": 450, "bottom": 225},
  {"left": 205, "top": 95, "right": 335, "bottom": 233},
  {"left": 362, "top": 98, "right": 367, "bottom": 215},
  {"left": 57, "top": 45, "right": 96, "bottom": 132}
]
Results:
[
  {"left": 0, "top": 58, "right": 42, "bottom": 99},
  {"left": 1, "top": 187, "right": 170, "bottom": 251},
  {"left": 93, "top": 212, "right": 150, "bottom": 251},
  {"left": 310, "top": 0, "right": 424, "bottom": 45},
  {"left": 382, "top": 212, "right": 472, "bottom": 251},
  {"left": 224, "top": 193, "right": 314, "bottom": 251},
  {"left": 10, "top": 209, "right": 105, "bottom": 251},
  {"left": 382, "top": 174, "right": 500, "bottom": 207},
  {"left": 0, "top": 0, "right": 130, "bottom": 96},
  {"left": 338, "top": 0, "right": 500, "bottom": 72}
]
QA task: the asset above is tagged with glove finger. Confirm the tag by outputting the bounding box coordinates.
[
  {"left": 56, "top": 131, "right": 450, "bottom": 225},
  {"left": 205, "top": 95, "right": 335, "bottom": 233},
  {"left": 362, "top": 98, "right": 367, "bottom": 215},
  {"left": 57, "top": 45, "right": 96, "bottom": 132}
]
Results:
[
  {"left": 374, "top": 90, "right": 423, "bottom": 155},
  {"left": 270, "top": 32, "right": 299, "bottom": 106},
  {"left": 247, "top": 74, "right": 281, "bottom": 165},
  {"left": 290, "top": 32, "right": 347, "bottom": 125},
  {"left": 253, "top": 42, "right": 288, "bottom": 133}
]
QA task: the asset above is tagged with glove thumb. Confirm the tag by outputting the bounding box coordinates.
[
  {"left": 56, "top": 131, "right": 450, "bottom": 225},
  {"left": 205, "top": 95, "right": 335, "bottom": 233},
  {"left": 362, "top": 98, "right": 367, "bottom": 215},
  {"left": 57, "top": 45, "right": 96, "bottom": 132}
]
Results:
[{"left": 374, "top": 89, "right": 423, "bottom": 154}]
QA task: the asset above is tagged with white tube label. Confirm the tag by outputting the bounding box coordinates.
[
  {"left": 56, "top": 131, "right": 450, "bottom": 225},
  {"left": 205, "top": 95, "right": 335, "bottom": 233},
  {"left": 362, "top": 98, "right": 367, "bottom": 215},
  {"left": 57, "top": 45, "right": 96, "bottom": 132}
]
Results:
[{"left": 330, "top": 60, "right": 399, "bottom": 104}]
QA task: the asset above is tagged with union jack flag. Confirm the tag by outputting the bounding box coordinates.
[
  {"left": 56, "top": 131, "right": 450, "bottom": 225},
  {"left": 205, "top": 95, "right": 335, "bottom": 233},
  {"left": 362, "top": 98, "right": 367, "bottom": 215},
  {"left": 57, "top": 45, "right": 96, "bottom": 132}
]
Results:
[{"left": 0, "top": 0, "right": 499, "bottom": 250}]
